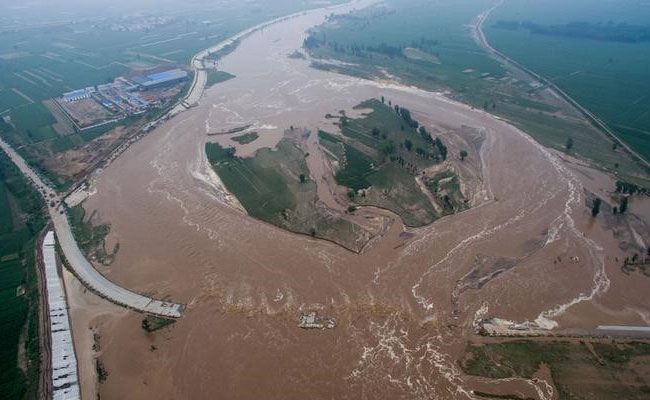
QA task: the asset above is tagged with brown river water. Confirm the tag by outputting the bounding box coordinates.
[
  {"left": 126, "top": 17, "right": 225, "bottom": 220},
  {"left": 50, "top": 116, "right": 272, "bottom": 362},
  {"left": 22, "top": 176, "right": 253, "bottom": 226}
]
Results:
[{"left": 73, "top": 2, "right": 649, "bottom": 399}]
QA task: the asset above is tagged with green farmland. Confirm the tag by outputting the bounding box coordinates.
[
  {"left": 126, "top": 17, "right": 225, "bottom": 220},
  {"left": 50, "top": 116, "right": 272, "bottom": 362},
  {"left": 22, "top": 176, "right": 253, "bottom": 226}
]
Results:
[
  {"left": 305, "top": 0, "right": 650, "bottom": 185},
  {"left": 0, "top": 149, "right": 46, "bottom": 400},
  {"left": 0, "top": 0, "right": 346, "bottom": 190},
  {"left": 462, "top": 340, "right": 650, "bottom": 399},
  {"left": 206, "top": 138, "right": 373, "bottom": 252},
  {"left": 486, "top": 0, "right": 650, "bottom": 162}
]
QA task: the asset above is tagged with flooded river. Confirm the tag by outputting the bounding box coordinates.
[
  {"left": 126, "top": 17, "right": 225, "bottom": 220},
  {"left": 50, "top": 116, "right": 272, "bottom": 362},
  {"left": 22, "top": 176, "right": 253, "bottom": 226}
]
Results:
[{"left": 75, "top": 2, "right": 649, "bottom": 399}]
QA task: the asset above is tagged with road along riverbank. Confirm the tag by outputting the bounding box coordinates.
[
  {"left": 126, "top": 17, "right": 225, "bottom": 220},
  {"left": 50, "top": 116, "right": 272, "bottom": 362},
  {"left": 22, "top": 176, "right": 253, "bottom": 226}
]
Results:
[{"left": 0, "top": 137, "right": 184, "bottom": 317}]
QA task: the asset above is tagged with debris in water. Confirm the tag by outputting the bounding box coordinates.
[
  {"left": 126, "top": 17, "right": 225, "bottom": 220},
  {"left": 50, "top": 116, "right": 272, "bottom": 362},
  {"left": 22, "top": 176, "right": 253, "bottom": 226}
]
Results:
[{"left": 298, "top": 311, "right": 336, "bottom": 329}]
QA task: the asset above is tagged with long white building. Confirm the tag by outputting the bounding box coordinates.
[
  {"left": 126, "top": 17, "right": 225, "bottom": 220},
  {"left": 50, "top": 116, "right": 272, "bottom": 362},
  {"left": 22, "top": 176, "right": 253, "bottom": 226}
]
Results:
[{"left": 43, "top": 231, "right": 81, "bottom": 400}]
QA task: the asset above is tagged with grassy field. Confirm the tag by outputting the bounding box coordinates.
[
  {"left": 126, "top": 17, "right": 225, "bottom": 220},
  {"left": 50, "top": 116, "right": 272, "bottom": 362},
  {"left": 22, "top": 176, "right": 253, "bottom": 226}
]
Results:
[
  {"left": 461, "top": 340, "right": 650, "bottom": 399},
  {"left": 206, "top": 70, "right": 236, "bottom": 89},
  {"left": 305, "top": 0, "right": 650, "bottom": 186},
  {"left": 0, "top": 149, "right": 45, "bottom": 400},
  {"left": 231, "top": 131, "right": 258, "bottom": 145},
  {"left": 206, "top": 140, "right": 302, "bottom": 225},
  {"left": 486, "top": 0, "right": 650, "bottom": 162},
  {"left": 207, "top": 137, "right": 381, "bottom": 251},
  {"left": 319, "top": 99, "right": 458, "bottom": 226},
  {"left": 69, "top": 205, "right": 116, "bottom": 266},
  {"left": 305, "top": 0, "right": 504, "bottom": 107}
]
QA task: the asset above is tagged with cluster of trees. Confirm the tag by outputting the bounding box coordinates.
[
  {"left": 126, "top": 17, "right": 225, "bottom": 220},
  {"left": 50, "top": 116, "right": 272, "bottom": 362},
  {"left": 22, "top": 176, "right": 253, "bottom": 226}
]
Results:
[
  {"left": 395, "top": 105, "right": 419, "bottom": 129},
  {"left": 388, "top": 155, "right": 422, "bottom": 176},
  {"left": 592, "top": 195, "right": 630, "bottom": 216},
  {"left": 623, "top": 247, "right": 650, "bottom": 267},
  {"left": 303, "top": 35, "right": 322, "bottom": 50},
  {"left": 410, "top": 37, "right": 440, "bottom": 52},
  {"left": 399, "top": 106, "right": 448, "bottom": 161},
  {"left": 614, "top": 197, "right": 629, "bottom": 214},
  {"left": 380, "top": 141, "right": 396, "bottom": 156},
  {"left": 615, "top": 180, "right": 648, "bottom": 195},
  {"left": 303, "top": 32, "right": 407, "bottom": 59},
  {"left": 494, "top": 20, "right": 650, "bottom": 44}
]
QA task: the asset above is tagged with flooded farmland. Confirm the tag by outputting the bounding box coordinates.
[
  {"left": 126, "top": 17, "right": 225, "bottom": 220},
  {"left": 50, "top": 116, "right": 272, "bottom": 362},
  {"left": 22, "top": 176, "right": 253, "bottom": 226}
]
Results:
[{"left": 71, "top": 1, "right": 650, "bottom": 399}]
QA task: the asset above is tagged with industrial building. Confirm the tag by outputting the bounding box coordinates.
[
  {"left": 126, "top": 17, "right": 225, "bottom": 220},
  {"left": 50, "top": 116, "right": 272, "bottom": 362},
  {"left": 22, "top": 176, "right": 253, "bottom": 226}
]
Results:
[
  {"left": 132, "top": 68, "right": 188, "bottom": 90},
  {"left": 55, "top": 67, "right": 189, "bottom": 130},
  {"left": 62, "top": 87, "right": 96, "bottom": 102}
]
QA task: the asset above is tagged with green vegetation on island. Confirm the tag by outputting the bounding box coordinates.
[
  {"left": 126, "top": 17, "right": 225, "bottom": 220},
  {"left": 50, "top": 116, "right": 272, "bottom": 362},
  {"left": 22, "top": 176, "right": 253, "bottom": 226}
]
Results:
[
  {"left": 319, "top": 99, "right": 465, "bottom": 226},
  {"left": 206, "top": 137, "right": 373, "bottom": 252},
  {"left": 0, "top": 149, "right": 45, "bottom": 400},
  {"left": 69, "top": 205, "right": 118, "bottom": 266},
  {"left": 141, "top": 315, "right": 176, "bottom": 333},
  {"left": 231, "top": 131, "right": 259, "bottom": 145}
]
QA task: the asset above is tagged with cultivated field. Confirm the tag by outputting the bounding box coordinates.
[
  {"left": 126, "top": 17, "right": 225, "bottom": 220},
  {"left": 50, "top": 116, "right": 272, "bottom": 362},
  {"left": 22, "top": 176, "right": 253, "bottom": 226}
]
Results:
[
  {"left": 486, "top": 0, "right": 650, "bottom": 162},
  {"left": 0, "top": 150, "right": 45, "bottom": 400},
  {"left": 462, "top": 339, "right": 650, "bottom": 399},
  {"left": 304, "top": 0, "right": 650, "bottom": 186},
  {"left": 0, "top": 0, "right": 346, "bottom": 189}
]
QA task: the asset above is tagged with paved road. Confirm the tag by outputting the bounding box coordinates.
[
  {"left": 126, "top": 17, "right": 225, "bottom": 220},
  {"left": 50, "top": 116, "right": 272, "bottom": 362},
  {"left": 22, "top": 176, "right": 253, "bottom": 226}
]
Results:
[{"left": 0, "top": 138, "right": 183, "bottom": 318}]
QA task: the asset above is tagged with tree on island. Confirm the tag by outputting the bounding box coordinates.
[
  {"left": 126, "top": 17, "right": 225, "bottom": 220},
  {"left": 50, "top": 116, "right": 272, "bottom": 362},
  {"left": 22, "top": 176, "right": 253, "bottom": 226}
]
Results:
[
  {"left": 460, "top": 150, "right": 468, "bottom": 161},
  {"left": 434, "top": 137, "right": 448, "bottom": 161},
  {"left": 592, "top": 197, "right": 602, "bottom": 217},
  {"left": 620, "top": 196, "right": 629, "bottom": 213},
  {"left": 566, "top": 137, "right": 574, "bottom": 151}
]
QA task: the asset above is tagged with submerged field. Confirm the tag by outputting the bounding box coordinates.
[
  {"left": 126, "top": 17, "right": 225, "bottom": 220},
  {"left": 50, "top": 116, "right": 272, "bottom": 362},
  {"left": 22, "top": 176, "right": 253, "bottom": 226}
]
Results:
[
  {"left": 462, "top": 340, "right": 650, "bottom": 399},
  {"left": 304, "top": 0, "right": 650, "bottom": 186},
  {"left": 0, "top": 150, "right": 45, "bottom": 400}
]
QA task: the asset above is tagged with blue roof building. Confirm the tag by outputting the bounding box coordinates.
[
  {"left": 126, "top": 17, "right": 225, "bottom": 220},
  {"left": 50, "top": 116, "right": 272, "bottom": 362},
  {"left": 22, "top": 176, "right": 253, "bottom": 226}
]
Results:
[{"left": 132, "top": 69, "right": 188, "bottom": 90}]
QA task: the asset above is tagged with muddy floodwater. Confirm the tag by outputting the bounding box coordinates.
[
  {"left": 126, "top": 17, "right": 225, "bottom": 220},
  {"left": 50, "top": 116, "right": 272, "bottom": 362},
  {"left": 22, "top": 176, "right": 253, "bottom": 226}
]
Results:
[{"left": 75, "top": 2, "right": 649, "bottom": 399}]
